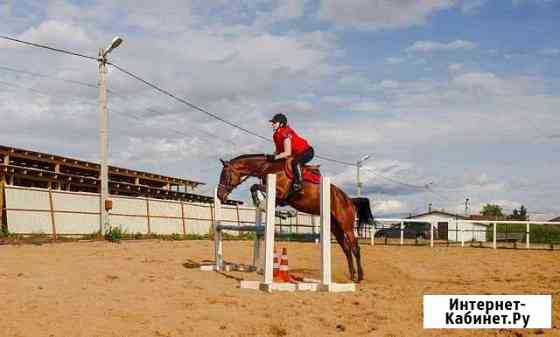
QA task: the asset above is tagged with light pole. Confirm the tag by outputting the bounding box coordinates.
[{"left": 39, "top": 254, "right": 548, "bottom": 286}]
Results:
[
  {"left": 465, "top": 198, "right": 470, "bottom": 217},
  {"left": 356, "top": 154, "right": 372, "bottom": 197},
  {"left": 98, "top": 36, "right": 123, "bottom": 234}
]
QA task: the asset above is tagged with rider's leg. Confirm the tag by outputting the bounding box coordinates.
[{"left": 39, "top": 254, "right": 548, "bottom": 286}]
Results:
[
  {"left": 292, "top": 159, "right": 303, "bottom": 192},
  {"left": 291, "top": 147, "right": 313, "bottom": 193}
]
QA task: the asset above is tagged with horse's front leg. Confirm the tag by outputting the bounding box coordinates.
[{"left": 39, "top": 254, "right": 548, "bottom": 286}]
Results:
[{"left": 250, "top": 183, "right": 266, "bottom": 208}]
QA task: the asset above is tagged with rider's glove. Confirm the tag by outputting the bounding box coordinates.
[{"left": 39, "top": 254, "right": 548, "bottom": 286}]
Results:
[{"left": 265, "top": 154, "right": 276, "bottom": 162}]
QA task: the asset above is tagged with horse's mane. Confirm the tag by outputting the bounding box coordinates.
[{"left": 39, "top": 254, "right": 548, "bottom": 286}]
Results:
[{"left": 230, "top": 153, "right": 266, "bottom": 161}]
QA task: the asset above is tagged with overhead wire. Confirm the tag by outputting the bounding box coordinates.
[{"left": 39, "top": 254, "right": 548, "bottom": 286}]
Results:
[{"left": 0, "top": 34, "right": 460, "bottom": 192}]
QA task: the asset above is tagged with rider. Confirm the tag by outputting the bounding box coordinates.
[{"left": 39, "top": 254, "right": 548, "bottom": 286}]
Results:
[{"left": 267, "top": 113, "right": 314, "bottom": 194}]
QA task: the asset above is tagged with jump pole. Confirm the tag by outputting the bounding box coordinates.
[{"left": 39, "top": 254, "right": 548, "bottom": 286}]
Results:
[
  {"left": 242, "top": 174, "right": 355, "bottom": 292},
  {"left": 201, "top": 177, "right": 270, "bottom": 272}
]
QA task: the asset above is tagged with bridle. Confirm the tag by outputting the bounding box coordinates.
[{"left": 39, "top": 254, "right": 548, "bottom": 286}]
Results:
[{"left": 218, "top": 156, "right": 268, "bottom": 196}]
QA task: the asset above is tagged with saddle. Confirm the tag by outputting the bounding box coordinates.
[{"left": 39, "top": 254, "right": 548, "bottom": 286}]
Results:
[{"left": 284, "top": 158, "right": 321, "bottom": 184}]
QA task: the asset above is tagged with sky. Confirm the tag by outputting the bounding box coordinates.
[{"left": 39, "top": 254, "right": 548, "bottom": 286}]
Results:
[{"left": 0, "top": 0, "right": 559, "bottom": 220}]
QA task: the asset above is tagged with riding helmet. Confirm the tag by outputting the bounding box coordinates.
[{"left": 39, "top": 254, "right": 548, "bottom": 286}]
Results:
[{"left": 269, "top": 113, "right": 288, "bottom": 125}]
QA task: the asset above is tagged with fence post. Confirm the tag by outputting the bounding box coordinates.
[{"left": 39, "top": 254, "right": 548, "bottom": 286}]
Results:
[
  {"left": 146, "top": 198, "right": 151, "bottom": 235},
  {"left": 493, "top": 222, "right": 497, "bottom": 249},
  {"left": 370, "top": 222, "right": 375, "bottom": 246},
  {"left": 400, "top": 221, "right": 404, "bottom": 246},
  {"left": 430, "top": 221, "right": 434, "bottom": 248},
  {"left": 526, "top": 222, "right": 530, "bottom": 249},
  {"left": 0, "top": 179, "right": 6, "bottom": 235},
  {"left": 180, "top": 200, "right": 186, "bottom": 236},
  {"left": 460, "top": 220, "right": 465, "bottom": 248},
  {"left": 48, "top": 187, "right": 57, "bottom": 241}
]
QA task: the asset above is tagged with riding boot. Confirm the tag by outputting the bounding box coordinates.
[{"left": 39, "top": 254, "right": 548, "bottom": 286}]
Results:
[{"left": 292, "top": 162, "right": 303, "bottom": 194}]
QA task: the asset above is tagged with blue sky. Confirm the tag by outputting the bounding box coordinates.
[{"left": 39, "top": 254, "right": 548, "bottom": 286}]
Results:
[{"left": 1, "top": 0, "right": 559, "bottom": 219}]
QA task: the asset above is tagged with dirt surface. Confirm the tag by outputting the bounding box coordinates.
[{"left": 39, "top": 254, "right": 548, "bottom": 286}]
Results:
[{"left": 1, "top": 240, "right": 558, "bottom": 337}]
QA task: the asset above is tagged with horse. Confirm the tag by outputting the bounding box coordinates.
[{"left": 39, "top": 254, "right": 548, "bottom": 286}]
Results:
[{"left": 217, "top": 154, "right": 366, "bottom": 282}]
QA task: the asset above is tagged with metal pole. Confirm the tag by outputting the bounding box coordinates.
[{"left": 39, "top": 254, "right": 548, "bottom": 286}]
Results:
[{"left": 98, "top": 48, "right": 109, "bottom": 234}]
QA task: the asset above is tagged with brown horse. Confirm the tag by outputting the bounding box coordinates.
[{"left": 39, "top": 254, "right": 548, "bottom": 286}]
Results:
[{"left": 217, "top": 154, "right": 365, "bottom": 282}]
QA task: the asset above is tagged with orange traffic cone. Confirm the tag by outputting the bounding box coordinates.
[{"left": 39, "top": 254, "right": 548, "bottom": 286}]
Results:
[
  {"left": 273, "top": 248, "right": 280, "bottom": 281},
  {"left": 279, "top": 247, "right": 290, "bottom": 282}
]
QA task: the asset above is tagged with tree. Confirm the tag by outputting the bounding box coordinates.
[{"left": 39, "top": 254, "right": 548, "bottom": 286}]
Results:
[
  {"left": 481, "top": 204, "right": 504, "bottom": 218},
  {"left": 508, "top": 205, "right": 528, "bottom": 221}
]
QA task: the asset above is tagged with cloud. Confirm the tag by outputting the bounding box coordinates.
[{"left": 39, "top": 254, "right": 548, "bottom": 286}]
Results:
[
  {"left": 254, "top": 0, "right": 306, "bottom": 27},
  {"left": 372, "top": 199, "right": 409, "bottom": 215},
  {"left": 318, "top": 0, "right": 455, "bottom": 31},
  {"left": 407, "top": 39, "right": 478, "bottom": 52},
  {"left": 349, "top": 101, "right": 384, "bottom": 113},
  {"left": 1, "top": 20, "right": 92, "bottom": 49},
  {"left": 386, "top": 57, "right": 405, "bottom": 65},
  {"left": 540, "top": 48, "right": 560, "bottom": 56},
  {"left": 448, "top": 63, "right": 464, "bottom": 73},
  {"left": 460, "top": 0, "right": 488, "bottom": 13}
]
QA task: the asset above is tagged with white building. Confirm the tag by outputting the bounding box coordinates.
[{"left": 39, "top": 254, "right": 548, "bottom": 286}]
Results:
[{"left": 407, "top": 211, "right": 488, "bottom": 242}]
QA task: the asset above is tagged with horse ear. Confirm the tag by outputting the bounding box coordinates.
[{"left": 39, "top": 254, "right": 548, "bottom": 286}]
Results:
[{"left": 220, "top": 159, "right": 227, "bottom": 166}]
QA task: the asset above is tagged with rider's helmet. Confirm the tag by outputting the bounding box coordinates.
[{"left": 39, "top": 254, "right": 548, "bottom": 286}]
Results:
[{"left": 269, "top": 113, "right": 288, "bottom": 126}]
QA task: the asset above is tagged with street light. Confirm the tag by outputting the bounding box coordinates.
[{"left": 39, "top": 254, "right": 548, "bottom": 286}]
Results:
[
  {"left": 356, "top": 154, "right": 372, "bottom": 197},
  {"left": 98, "top": 36, "right": 123, "bottom": 234}
]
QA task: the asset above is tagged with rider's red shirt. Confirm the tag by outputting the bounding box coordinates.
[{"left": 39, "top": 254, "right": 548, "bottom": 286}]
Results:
[{"left": 273, "top": 126, "right": 310, "bottom": 155}]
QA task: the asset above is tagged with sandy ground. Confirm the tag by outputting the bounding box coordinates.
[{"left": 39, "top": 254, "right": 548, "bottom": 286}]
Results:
[{"left": 1, "top": 239, "right": 558, "bottom": 337}]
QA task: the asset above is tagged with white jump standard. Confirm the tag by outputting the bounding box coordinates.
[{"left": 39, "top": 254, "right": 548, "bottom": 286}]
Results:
[{"left": 202, "top": 173, "right": 355, "bottom": 293}]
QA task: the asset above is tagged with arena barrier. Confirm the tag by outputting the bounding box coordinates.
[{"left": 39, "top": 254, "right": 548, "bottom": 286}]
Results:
[{"left": 201, "top": 174, "right": 355, "bottom": 292}]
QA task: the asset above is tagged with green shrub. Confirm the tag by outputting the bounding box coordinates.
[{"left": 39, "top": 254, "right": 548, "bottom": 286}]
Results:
[{"left": 104, "top": 226, "right": 126, "bottom": 243}]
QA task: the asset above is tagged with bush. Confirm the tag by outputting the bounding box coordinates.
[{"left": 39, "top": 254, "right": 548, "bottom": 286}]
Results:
[{"left": 104, "top": 226, "right": 126, "bottom": 243}]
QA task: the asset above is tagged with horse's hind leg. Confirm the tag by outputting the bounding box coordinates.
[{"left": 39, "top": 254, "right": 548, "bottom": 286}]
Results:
[
  {"left": 347, "top": 230, "right": 364, "bottom": 282},
  {"left": 331, "top": 220, "right": 356, "bottom": 281}
]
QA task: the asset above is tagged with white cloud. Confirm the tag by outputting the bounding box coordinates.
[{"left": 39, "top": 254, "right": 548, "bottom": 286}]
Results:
[
  {"left": 460, "top": 0, "right": 487, "bottom": 13},
  {"left": 407, "top": 39, "right": 478, "bottom": 52},
  {"left": 349, "top": 101, "right": 383, "bottom": 113},
  {"left": 318, "top": 0, "right": 455, "bottom": 30},
  {"left": 254, "top": 0, "right": 306, "bottom": 27},
  {"left": 386, "top": 57, "right": 405, "bottom": 65},
  {"left": 540, "top": 48, "right": 560, "bottom": 56},
  {"left": 448, "top": 63, "right": 464, "bottom": 72},
  {"left": 372, "top": 199, "right": 409, "bottom": 215},
  {"left": 0, "top": 20, "right": 92, "bottom": 49},
  {"left": 377, "top": 79, "right": 400, "bottom": 89}
]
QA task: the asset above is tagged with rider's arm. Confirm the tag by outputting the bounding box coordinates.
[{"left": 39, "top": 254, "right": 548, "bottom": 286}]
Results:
[{"left": 274, "top": 138, "right": 292, "bottom": 160}]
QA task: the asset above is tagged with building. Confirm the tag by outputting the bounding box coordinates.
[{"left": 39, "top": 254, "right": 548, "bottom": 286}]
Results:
[
  {"left": 0, "top": 145, "right": 239, "bottom": 205},
  {"left": 549, "top": 216, "right": 560, "bottom": 222},
  {"left": 407, "top": 210, "right": 488, "bottom": 242}
]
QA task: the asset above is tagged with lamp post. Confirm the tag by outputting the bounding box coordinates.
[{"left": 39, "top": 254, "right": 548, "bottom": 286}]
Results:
[
  {"left": 98, "top": 36, "right": 123, "bottom": 234},
  {"left": 356, "top": 154, "right": 372, "bottom": 197}
]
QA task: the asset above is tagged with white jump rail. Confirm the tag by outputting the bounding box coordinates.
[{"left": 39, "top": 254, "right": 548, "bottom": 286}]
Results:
[{"left": 202, "top": 174, "right": 355, "bottom": 293}]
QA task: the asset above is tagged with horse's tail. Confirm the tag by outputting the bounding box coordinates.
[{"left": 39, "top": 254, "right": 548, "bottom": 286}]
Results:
[{"left": 351, "top": 197, "right": 374, "bottom": 232}]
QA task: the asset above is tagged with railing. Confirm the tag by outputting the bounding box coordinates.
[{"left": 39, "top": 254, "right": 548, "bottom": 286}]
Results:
[{"left": 355, "top": 218, "right": 560, "bottom": 250}]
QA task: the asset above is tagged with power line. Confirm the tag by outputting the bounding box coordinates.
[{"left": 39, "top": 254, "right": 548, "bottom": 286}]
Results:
[
  {"left": 0, "top": 65, "right": 98, "bottom": 89},
  {"left": 0, "top": 35, "right": 98, "bottom": 61},
  {"left": 107, "top": 62, "right": 271, "bottom": 142},
  {"left": 0, "top": 35, "right": 363, "bottom": 168},
  {"left": 361, "top": 167, "right": 429, "bottom": 190}
]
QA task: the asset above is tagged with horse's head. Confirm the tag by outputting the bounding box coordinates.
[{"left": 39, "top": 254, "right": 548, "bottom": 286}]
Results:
[
  {"left": 217, "top": 159, "right": 242, "bottom": 203},
  {"left": 216, "top": 154, "right": 268, "bottom": 203}
]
